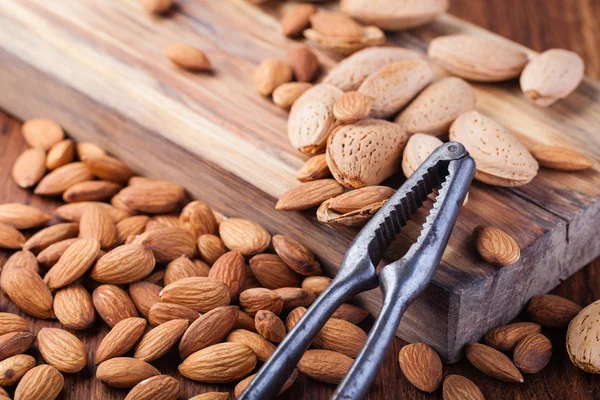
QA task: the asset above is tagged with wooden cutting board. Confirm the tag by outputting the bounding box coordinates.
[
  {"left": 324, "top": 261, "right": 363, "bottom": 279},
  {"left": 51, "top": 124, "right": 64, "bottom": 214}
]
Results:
[{"left": 0, "top": 0, "right": 599, "bottom": 362}]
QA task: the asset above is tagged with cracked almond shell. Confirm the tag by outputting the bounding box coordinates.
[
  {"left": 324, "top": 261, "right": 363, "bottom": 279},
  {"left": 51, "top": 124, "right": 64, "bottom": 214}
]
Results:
[
  {"left": 317, "top": 186, "right": 394, "bottom": 227},
  {"left": 304, "top": 26, "right": 385, "bottom": 56},
  {"left": 402, "top": 133, "right": 444, "bottom": 178}
]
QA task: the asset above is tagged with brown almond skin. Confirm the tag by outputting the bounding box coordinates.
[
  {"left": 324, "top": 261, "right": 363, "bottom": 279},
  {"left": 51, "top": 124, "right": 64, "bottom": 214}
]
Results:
[
  {"left": 165, "top": 43, "right": 211, "bottom": 72},
  {"left": 188, "top": 393, "right": 229, "bottom": 400},
  {"left": 141, "top": 0, "right": 173, "bottom": 14},
  {"left": 313, "top": 317, "right": 367, "bottom": 358},
  {"left": 21, "top": 118, "right": 64, "bottom": 150},
  {"left": 180, "top": 201, "right": 218, "bottom": 237},
  {"left": 80, "top": 203, "right": 118, "bottom": 249},
  {"left": 239, "top": 288, "right": 284, "bottom": 316},
  {"left": 35, "top": 162, "right": 94, "bottom": 196},
  {"left": 443, "top": 374, "right": 485, "bottom": 400},
  {"left": 23, "top": 222, "right": 79, "bottom": 254},
  {"left": 2, "top": 265, "right": 54, "bottom": 319},
  {"left": 134, "top": 319, "right": 189, "bottom": 362},
  {"left": 54, "top": 201, "right": 131, "bottom": 223},
  {"left": 234, "top": 369, "right": 299, "bottom": 398},
  {"left": 272, "top": 235, "right": 321, "bottom": 276},
  {"left": 129, "top": 281, "right": 162, "bottom": 318},
  {"left": 93, "top": 284, "right": 139, "bottom": 327},
  {"left": 281, "top": 4, "right": 316, "bottom": 37},
  {"left": 1, "top": 250, "right": 39, "bottom": 277},
  {"left": 484, "top": 322, "right": 541, "bottom": 352},
  {"left": 249, "top": 253, "right": 303, "bottom": 289},
  {"left": 0, "top": 312, "right": 28, "bottom": 336},
  {"left": 96, "top": 357, "right": 160, "bottom": 388},
  {"left": 274, "top": 287, "right": 314, "bottom": 310},
  {"left": 234, "top": 310, "right": 257, "bottom": 332},
  {"left": 179, "top": 306, "right": 239, "bottom": 359},
  {"left": 398, "top": 343, "right": 443, "bottom": 393},
  {"left": 219, "top": 218, "right": 271, "bottom": 257},
  {"left": 46, "top": 139, "right": 74, "bottom": 170},
  {"left": 197, "top": 234, "right": 228, "bottom": 265},
  {"left": 513, "top": 333, "right": 552, "bottom": 374},
  {"left": 0, "top": 354, "right": 36, "bottom": 386},
  {"left": 465, "top": 343, "right": 524, "bottom": 383},
  {"left": 286, "top": 307, "right": 307, "bottom": 331},
  {"left": 12, "top": 148, "right": 46, "bottom": 188},
  {"left": 296, "top": 154, "right": 331, "bottom": 183},
  {"left": 125, "top": 375, "right": 180, "bottom": 400},
  {"left": 117, "top": 180, "right": 186, "bottom": 214},
  {"left": 91, "top": 243, "right": 156, "bottom": 284},
  {"left": 332, "top": 303, "right": 369, "bottom": 325},
  {"left": 273, "top": 82, "right": 313, "bottom": 110},
  {"left": 178, "top": 342, "right": 257, "bottom": 383},
  {"left": 136, "top": 226, "right": 197, "bottom": 262},
  {"left": 0, "top": 332, "right": 36, "bottom": 361},
  {"left": 165, "top": 257, "right": 209, "bottom": 285},
  {"left": 82, "top": 154, "right": 134, "bottom": 183},
  {"left": 208, "top": 251, "right": 246, "bottom": 299},
  {"left": 95, "top": 317, "right": 147, "bottom": 365},
  {"left": 275, "top": 179, "right": 344, "bottom": 212},
  {"left": 298, "top": 349, "right": 353, "bottom": 384},
  {"left": 286, "top": 46, "right": 320, "bottom": 82},
  {"left": 531, "top": 145, "right": 593, "bottom": 171},
  {"left": 148, "top": 302, "right": 199, "bottom": 326},
  {"left": 0, "top": 222, "right": 25, "bottom": 249},
  {"left": 333, "top": 91, "right": 373, "bottom": 124},
  {"left": 254, "top": 59, "right": 293, "bottom": 96},
  {"left": 527, "top": 294, "right": 582, "bottom": 328},
  {"left": 14, "top": 364, "right": 64, "bottom": 400},
  {"left": 473, "top": 226, "right": 520, "bottom": 267},
  {"left": 43, "top": 238, "right": 100, "bottom": 290},
  {"left": 116, "top": 216, "right": 149, "bottom": 245},
  {"left": 0, "top": 203, "right": 50, "bottom": 230},
  {"left": 255, "top": 310, "right": 286, "bottom": 343},
  {"left": 54, "top": 283, "right": 96, "bottom": 330},
  {"left": 62, "top": 180, "right": 122, "bottom": 203},
  {"left": 302, "top": 276, "right": 331, "bottom": 296},
  {"left": 37, "top": 328, "right": 87, "bottom": 373},
  {"left": 226, "top": 329, "right": 276, "bottom": 362},
  {"left": 36, "top": 238, "right": 79, "bottom": 268},
  {"left": 159, "top": 277, "right": 231, "bottom": 313}
]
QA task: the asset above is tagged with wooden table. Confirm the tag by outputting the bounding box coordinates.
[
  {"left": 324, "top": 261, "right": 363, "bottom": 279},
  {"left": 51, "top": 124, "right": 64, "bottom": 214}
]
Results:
[{"left": 1, "top": 1, "right": 600, "bottom": 399}]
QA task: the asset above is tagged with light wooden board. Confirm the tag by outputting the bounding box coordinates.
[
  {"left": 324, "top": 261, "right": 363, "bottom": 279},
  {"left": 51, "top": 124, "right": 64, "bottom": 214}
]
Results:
[{"left": 0, "top": 0, "right": 599, "bottom": 362}]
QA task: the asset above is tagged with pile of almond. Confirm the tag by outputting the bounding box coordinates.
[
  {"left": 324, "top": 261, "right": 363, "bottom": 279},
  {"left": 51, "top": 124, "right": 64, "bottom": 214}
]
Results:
[{"left": 2, "top": 118, "right": 372, "bottom": 399}]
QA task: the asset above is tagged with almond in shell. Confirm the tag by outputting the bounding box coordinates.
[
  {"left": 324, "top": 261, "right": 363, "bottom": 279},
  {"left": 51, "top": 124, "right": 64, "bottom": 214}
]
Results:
[
  {"left": 520, "top": 49, "right": 584, "bottom": 107},
  {"left": 396, "top": 77, "right": 475, "bottom": 137},
  {"left": 428, "top": 35, "right": 529, "bottom": 82},
  {"left": 450, "top": 111, "right": 538, "bottom": 186},
  {"left": 401, "top": 133, "right": 444, "bottom": 178},
  {"left": 37, "top": 328, "right": 87, "bottom": 373},
  {"left": 136, "top": 226, "right": 196, "bottom": 262},
  {"left": 134, "top": 319, "right": 189, "bottom": 362},
  {"left": 117, "top": 180, "right": 186, "bottom": 214},
  {"left": 341, "top": 0, "right": 448, "bottom": 30},
  {"left": 0, "top": 222, "right": 25, "bottom": 249},
  {"left": 297, "top": 349, "right": 353, "bottom": 384},
  {"left": 566, "top": 299, "right": 600, "bottom": 373},
  {"left": 125, "top": 375, "right": 180, "bottom": 400},
  {"left": 272, "top": 82, "right": 313, "bottom": 109},
  {"left": 358, "top": 59, "right": 432, "bottom": 118},
  {"left": 21, "top": 118, "right": 64, "bottom": 150},
  {"left": 327, "top": 119, "right": 409, "bottom": 188},
  {"left": 398, "top": 343, "right": 442, "bottom": 392},
  {"left": 178, "top": 342, "right": 256, "bottom": 383},
  {"left": 276, "top": 179, "right": 344, "bottom": 211},
  {"left": 0, "top": 354, "right": 36, "bottom": 386},
  {"left": 34, "top": 162, "right": 93, "bottom": 196},
  {"left": 54, "top": 283, "right": 96, "bottom": 330},
  {"left": 46, "top": 139, "right": 74, "bottom": 170},
  {"left": 23, "top": 222, "right": 79, "bottom": 253},
  {"left": 93, "top": 284, "right": 139, "bottom": 327},
  {"left": 288, "top": 84, "right": 343, "bottom": 154},
  {"left": 14, "top": 364, "right": 64, "bottom": 400},
  {"left": 43, "top": 238, "right": 100, "bottom": 290},
  {"left": 304, "top": 24, "right": 385, "bottom": 56},
  {"left": 2, "top": 265, "right": 54, "bottom": 319},
  {"left": 12, "top": 148, "right": 46, "bottom": 188},
  {"left": 0, "top": 203, "right": 50, "bottom": 229},
  {"left": 159, "top": 277, "right": 231, "bottom": 313},
  {"left": 165, "top": 43, "right": 211, "bottom": 72},
  {"left": 96, "top": 357, "right": 160, "bottom": 388},
  {"left": 218, "top": 218, "right": 270, "bottom": 257},
  {"left": 95, "top": 317, "right": 147, "bottom": 365},
  {"left": 249, "top": 254, "right": 303, "bottom": 289},
  {"left": 309, "top": 11, "right": 364, "bottom": 39}
]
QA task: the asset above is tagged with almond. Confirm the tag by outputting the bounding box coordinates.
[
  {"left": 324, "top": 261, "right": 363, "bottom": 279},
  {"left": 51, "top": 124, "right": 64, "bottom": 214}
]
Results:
[
  {"left": 197, "top": 234, "right": 228, "bottom": 265},
  {"left": 37, "top": 328, "right": 87, "bottom": 373},
  {"left": 333, "top": 91, "right": 373, "bottom": 124},
  {"left": 324, "top": 46, "right": 423, "bottom": 91},
  {"left": 239, "top": 288, "right": 284, "bottom": 316},
  {"left": 358, "top": 59, "right": 432, "bottom": 118},
  {"left": 23, "top": 222, "right": 79, "bottom": 253},
  {"left": 241, "top": 265, "right": 262, "bottom": 292},
  {"left": 141, "top": 0, "right": 173, "bottom": 14},
  {"left": 566, "top": 299, "right": 600, "bottom": 373},
  {"left": 443, "top": 374, "right": 485, "bottom": 400},
  {"left": 473, "top": 225, "right": 520, "bottom": 267},
  {"left": 1, "top": 250, "right": 39, "bottom": 276},
  {"left": 317, "top": 194, "right": 388, "bottom": 227},
  {"left": 116, "top": 216, "right": 150, "bottom": 245},
  {"left": 144, "top": 269, "right": 165, "bottom": 285},
  {"left": 53, "top": 283, "right": 96, "bottom": 330},
  {"left": 312, "top": 317, "right": 366, "bottom": 358},
  {"left": 288, "top": 84, "right": 343, "bottom": 154},
  {"left": 398, "top": 343, "right": 442, "bottom": 392},
  {"left": 165, "top": 43, "right": 211, "bottom": 71},
  {"left": 226, "top": 329, "right": 276, "bottom": 361},
  {"left": 43, "top": 238, "right": 100, "bottom": 290},
  {"left": 450, "top": 111, "right": 538, "bottom": 186},
  {"left": 298, "top": 349, "right": 353, "bottom": 384},
  {"left": 134, "top": 319, "right": 188, "bottom": 362},
  {"left": 234, "top": 310, "right": 257, "bottom": 332},
  {"left": 46, "top": 139, "right": 74, "bottom": 170},
  {"left": 285, "top": 306, "right": 306, "bottom": 331},
  {"left": 159, "top": 277, "right": 231, "bottom": 313},
  {"left": 136, "top": 226, "right": 196, "bottom": 262},
  {"left": 0, "top": 222, "right": 25, "bottom": 249},
  {"left": 332, "top": 303, "right": 369, "bottom": 324},
  {"left": 188, "top": 393, "right": 229, "bottom": 400},
  {"left": 276, "top": 179, "right": 344, "bottom": 212},
  {"left": 179, "top": 306, "right": 238, "bottom": 359},
  {"left": 96, "top": 357, "right": 160, "bottom": 388},
  {"left": 429, "top": 35, "right": 528, "bottom": 82},
  {"left": 21, "top": 118, "right": 64, "bottom": 150},
  {"left": 527, "top": 294, "right": 582, "bottom": 328},
  {"left": 111, "top": 193, "right": 138, "bottom": 215},
  {"left": 153, "top": 214, "right": 185, "bottom": 229},
  {"left": 310, "top": 10, "right": 364, "bottom": 39},
  {"left": 34, "top": 162, "right": 93, "bottom": 196},
  {"left": 274, "top": 287, "right": 314, "bottom": 309},
  {"left": 254, "top": 59, "right": 293, "bottom": 96},
  {"left": 2, "top": 266, "right": 54, "bottom": 319},
  {"left": 208, "top": 251, "right": 245, "bottom": 299},
  {"left": 513, "top": 333, "right": 552, "bottom": 374},
  {"left": 0, "top": 332, "right": 36, "bottom": 361},
  {"left": 78, "top": 203, "right": 118, "bottom": 249},
  {"left": 396, "top": 77, "right": 475, "bottom": 137},
  {"left": 286, "top": 46, "right": 319, "bottom": 82},
  {"left": 520, "top": 49, "right": 584, "bottom": 107},
  {"left": 341, "top": 0, "right": 448, "bottom": 30},
  {"left": 81, "top": 154, "right": 134, "bottom": 183},
  {"left": 234, "top": 368, "right": 298, "bottom": 398},
  {"left": 0, "top": 385, "right": 9, "bottom": 400},
  {"left": 302, "top": 276, "right": 331, "bottom": 296},
  {"left": 330, "top": 186, "right": 395, "bottom": 214},
  {"left": 76, "top": 142, "right": 106, "bottom": 159},
  {"left": 180, "top": 201, "right": 218, "bottom": 237},
  {"left": 178, "top": 342, "right": 256, "bottom": 383},
  {"left": 149, "top": 302, "right": 199, "bottom": 326},
  {"left": 95, "top": 318, "right": 147, "bottom": 365},
  {"left": 530, "top": 145, "right": 593, "bottom": 171},
  {"left": 12, "top": 148, "right": 46, "bottom": 188},
  {"left": 255, "top": 310, "right": 286, "bottom": 343},
  {"left": 327, "top": 119, "right": 409, "bottom": 188},
  {"left": 165, "top": 257, "right": 209, "bottom": 285},
  {"left": 93, "top": 284, "right": 139, "bottom": 327},
  {"left": 0, "top": 313, "right": 27, "bottom": 336},
  {"left": 0, "top": 203, "right": 50, "bottom": 229},
  {"left": 91, "top": 243, "right": 155, "bottom": 284},
  {"left": 129, "top": 281, "right": 162, "bottom": 318},
  {"left": 36, "top": 238, "right": 78, "bottom": 268},
  {"left": 0, "top": 354, "right": 36, "bottom": 386},
  {"left": 125, "top": 375, "right": 180, "bottom": 400},
  {"left": 218, "top": 218, "right": 270, "bottom": 257},
  {"left": 272, "top": 82, "right": 313, "bottom": 110},
  {"left": 14, "top": 364, "right": 64, "bottom": 400},
  {"left": 484, "top": 322, "right": 541, "bottom": 352},
  {"left": 401, "top": 133, "right": 444, "bottom": 178},
  {"left": 62, "top": 180, "right": 122, "bottom": 203},
  {"left": 296, "top": 154, "right": 330, "bottom": 183},
  {"left": 281, "top": 3, "right": 316, "bottom": 37},
  {"left": 54, "top": 201, "right": 130, "bottom": 223},
  {"left": 117, "top": 180, "right": 186, "bottom": 214},
  {"left": 465, "top": 343, "right": 524, "bottom": 383}
]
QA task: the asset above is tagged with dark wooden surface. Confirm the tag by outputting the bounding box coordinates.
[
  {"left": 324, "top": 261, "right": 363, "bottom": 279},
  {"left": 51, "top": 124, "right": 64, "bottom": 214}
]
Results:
[{"left": 1, "top": 0, "right": 600, "bottom": 399}]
